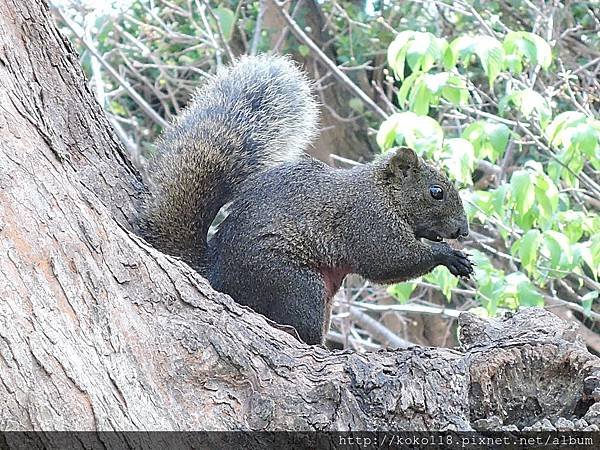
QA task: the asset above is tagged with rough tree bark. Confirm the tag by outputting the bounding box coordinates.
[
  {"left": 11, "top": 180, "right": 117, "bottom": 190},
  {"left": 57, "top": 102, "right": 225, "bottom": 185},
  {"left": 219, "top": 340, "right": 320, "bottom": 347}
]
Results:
[{"left": 1, "top": 0, "right": 599, "bottom": 433}]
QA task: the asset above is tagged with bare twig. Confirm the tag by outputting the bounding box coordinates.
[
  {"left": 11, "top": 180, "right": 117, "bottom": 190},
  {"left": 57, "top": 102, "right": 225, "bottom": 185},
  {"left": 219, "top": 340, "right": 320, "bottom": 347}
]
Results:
[
  {"left": 250, "top": 0, "right": 265, "bottom": 56},
  {"left": 202, "top": 0, "right": 235, "bottom": 62},
  {"left": 271, "top": 0, "right": 388, "bottom": 120},
  {"left": 348, "top": 307, "right": 413, "bottom": 349},
  {"left": 352, "top": 302, "right": 463, "bottom": 319},
  {"left": 54, "top": 6, "right": 169, "bottom": 129}
]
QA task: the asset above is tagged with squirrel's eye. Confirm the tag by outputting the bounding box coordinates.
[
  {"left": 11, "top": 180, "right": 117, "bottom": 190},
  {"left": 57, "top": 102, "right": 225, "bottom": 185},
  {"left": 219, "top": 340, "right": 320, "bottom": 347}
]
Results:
[{"left": 429, "top": 185, "right": 444, "bottom": 200}]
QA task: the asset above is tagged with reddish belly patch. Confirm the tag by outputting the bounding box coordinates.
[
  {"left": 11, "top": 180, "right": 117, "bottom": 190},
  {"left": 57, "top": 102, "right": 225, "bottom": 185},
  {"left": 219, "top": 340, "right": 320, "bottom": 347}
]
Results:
[{"left": 318, "top": 266, "right": 351, "bottom": 301}]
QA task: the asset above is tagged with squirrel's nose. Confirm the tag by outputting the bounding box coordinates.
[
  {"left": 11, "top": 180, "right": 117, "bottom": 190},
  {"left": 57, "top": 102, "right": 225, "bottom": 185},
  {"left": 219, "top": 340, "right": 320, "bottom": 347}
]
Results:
[{"left": 458, "top": 223, "right": 469, "bottom": 238}]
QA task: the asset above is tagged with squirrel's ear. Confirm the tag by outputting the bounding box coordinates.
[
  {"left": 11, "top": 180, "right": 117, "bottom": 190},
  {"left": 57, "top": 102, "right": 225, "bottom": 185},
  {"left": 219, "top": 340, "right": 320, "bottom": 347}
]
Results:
[{"left": 388, "top": 146, "right": 420, "bottom": 176}]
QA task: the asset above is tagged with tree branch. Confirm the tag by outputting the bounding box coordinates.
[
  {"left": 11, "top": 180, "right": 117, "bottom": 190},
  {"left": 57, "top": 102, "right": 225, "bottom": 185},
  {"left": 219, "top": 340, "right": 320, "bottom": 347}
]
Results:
[{"left": 270, "top": 0, "right": 388, "bottom": 120}]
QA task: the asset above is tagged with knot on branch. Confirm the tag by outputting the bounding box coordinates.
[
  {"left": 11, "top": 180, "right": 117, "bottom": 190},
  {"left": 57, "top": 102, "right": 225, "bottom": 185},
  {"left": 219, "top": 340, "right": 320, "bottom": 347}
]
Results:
[
  {"left": 458, "top": 307, "right": 582, "bottom": 351},
  {"left": 459, "top": 308, "right": 600, "bottom": 431}
]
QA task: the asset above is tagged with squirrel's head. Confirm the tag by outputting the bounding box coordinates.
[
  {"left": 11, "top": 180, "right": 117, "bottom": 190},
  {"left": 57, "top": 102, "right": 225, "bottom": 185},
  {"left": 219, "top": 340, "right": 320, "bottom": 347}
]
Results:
[{"left": 377, "top": 147, "right": 469, "bottom": 242}]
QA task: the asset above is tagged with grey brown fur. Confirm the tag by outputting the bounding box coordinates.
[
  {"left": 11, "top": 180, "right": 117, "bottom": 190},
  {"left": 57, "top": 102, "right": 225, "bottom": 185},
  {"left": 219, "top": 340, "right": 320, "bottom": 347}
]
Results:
[{"left": 139, "top": 54, "right": 473, "bottom": 345}]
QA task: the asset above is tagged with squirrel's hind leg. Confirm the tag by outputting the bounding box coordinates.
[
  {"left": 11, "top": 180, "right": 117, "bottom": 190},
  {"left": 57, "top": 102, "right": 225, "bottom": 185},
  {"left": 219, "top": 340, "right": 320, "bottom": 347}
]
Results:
[{"left": 221, "top": 261, "right": 328, "bottom": 346}]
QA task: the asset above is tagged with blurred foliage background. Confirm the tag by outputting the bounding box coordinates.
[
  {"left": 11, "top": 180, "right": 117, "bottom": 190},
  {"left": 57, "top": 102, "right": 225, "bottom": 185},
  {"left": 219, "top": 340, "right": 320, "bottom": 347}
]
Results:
[{"left": 52, "top": 0, "right": 599, "bottom": 352}]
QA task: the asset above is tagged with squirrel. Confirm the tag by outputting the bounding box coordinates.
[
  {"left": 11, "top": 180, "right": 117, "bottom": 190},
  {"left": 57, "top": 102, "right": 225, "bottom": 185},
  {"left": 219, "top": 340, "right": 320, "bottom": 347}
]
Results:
[{"left": 138, "top": 54, "right": 473, "bottom": 345}]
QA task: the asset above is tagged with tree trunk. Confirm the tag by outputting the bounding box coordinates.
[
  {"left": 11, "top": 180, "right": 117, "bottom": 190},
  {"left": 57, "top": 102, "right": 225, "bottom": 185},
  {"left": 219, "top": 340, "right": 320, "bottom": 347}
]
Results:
[{"left": 0, "top": 0, "right": 599, "bottom": 433}]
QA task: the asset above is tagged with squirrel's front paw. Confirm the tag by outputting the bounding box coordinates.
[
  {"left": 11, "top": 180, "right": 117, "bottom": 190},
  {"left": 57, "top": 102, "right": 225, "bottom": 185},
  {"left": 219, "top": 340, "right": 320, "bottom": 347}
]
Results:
[{"left": 432, "top": 243, "right": 474, "bottom": 278}]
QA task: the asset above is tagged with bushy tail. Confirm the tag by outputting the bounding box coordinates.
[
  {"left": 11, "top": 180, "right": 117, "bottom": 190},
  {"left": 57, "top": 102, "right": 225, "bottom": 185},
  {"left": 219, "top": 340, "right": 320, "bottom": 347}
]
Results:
[{"left": 138, "top": 54, "right": 318, "bottom": 271}]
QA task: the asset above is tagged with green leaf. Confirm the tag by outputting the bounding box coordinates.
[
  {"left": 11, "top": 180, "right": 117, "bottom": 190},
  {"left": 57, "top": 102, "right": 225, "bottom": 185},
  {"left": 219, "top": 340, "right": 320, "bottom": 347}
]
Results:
[
  {"left": 442, "top": 85, "right": 461, "bottom": 105},
  {"left": 463, "top": 121, "right": 510, "bottom": 162},
  {"left": 468, "top": 190, "right": 494, "bottom": 218},
  {"left": 448, "top": 35, "right": 505, "bottom": 87},
  {"left": 397, "top": 72, "right": 419, "bottom": 106},
  {"left": 424, "top": 266, "right": 458, "bottom": 301},
  {"left": 387, "top": 30, "right": 414, "bottom": 79},
  {"left": 559, "top": 211, "right": 586, "bottom": 243},
  {"left": 110, "top": 101, "right": 127, "bottom": 116},
  {"left": 376, "top": 115, "right": 400, "bottom": 150},
  {"left": 573, "top": 242, "right": 597, "bottom": 279},
  {"left": 475, "top": 36, "right": 505, "bottom": 87},
  {"left": 518, "top": 229, "right": 542, "bottom": 275},
  {"left": 557, "top": 145, "right": 585, "bottom": 186},
  {"left": 442, "top": 85, "right": 468, "bottom": 105},
  {"left": 542, "top": 230, "right": 574, "bottom": 271},
  {"left": 502, "top": 271, "right": 544, "bottom": 308},
  {"left": 519, "top": 89, "right": 552, "bottom": 127},
  {"left": 510, "top": 170, "right": 536, "bottom": 216},
  {"left": 499, "top": 89, "right": 551, "bottom": 128},
  {"left": 503, "top": 31, "right": 552, "bottom": 69},
  {"left": 388, "top": 31, "right": 448, "bottom": 74},
  {"left": 212, "top": 7, "right": 235, "bottom": 40},
  {"left": 402, "top": 72, "right": 468, "bottom": 114},
  {"left": 504, "top": 54, "right": 523, "bottom": 74},
  {"left": 406, "top": 33, "right": 432, "bottom": 71},
  {"left": 591, "top": 235, "right": 600, "bottom": 278},
  {"left": 546, "top": 111, "right": 587, "bottom": 145},
  {"left": 348, "top": 97, "right": 364, "bottom": 113},
  {"left": 448, "top": 35, "right": 477, "bottom": 66},
  {"left": 441, "top": 74, "right": 469, "bottom": 106},
  {"left": 298, "top": 44, "right": 310, "bottom": 57},
  {"left": 423, "top": 72, "right": 450, "bottom": 94},
  {"left": 503, "top": 271, "right": 530, "bottom": 308},
  {"left": 388, "top": 281, "right": 418, "bottom": 304},
  {"left": 534, "top": 172, "right": 559, "bottom": 226},
  {"left": 442, "top": 138, "right": 475, "bottom": 185},
  {"left": 410, "top": 79, "right": 432, "bottom": 115},
  {"left": 571, "top": 124, "right": 599, "bottom": 157},
  {"left": 442, "top": 45, "right": 457, "bottom": 69},
  {"left": 467, "top": 251, "right": 507, "bottom": 315},
  {"left": 376, "top": 112, "right": 444, "bottom": 154},
  {"left": 581, "top": 291, "right": 598, "bottom": 316},
  {"left": 463, "top": 122, "right": 484, "bottom": 153},
  {"left": 517, "top": 280, "right": 544, "bottom": 307},
  {"left": 574, "top": 236, "right": 599, "bottom": 279},
  {"left": 492, "top": 184, "right": 509, "bottom": 217},
  {"left": 486, "top": 122, "right": 510, "bottom": 157},
  {"left": 463, "top": 121, "right": 511, "bottom": 161}
]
